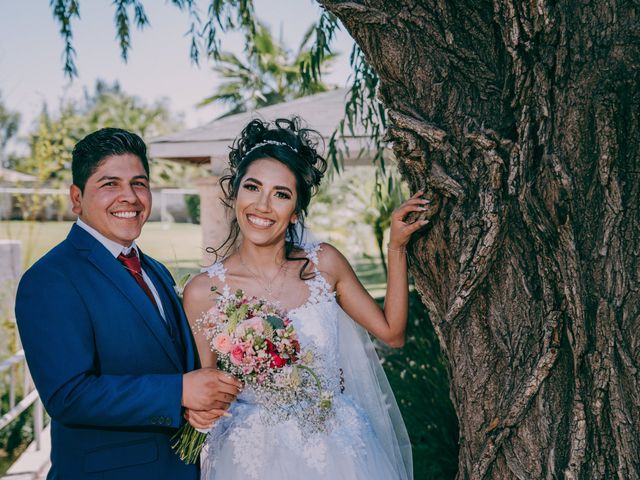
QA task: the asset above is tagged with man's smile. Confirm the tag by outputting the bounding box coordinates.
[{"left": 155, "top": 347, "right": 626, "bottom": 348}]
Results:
[{"left": 111, "top": 211, "right": 140, "bottom": 219}]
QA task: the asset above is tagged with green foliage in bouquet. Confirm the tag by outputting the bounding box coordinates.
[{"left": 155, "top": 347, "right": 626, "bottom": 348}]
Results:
[{"left": 376, "top": 291, "right": 459, "bottom": 480}]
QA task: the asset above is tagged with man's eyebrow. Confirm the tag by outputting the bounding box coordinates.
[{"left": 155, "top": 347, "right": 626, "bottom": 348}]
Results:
[
  {"left": 96, "top": 175, "right": 149, "bottom": 182},
  {"left": 96, "top": 175, "right": 120, "bottom": 182}
]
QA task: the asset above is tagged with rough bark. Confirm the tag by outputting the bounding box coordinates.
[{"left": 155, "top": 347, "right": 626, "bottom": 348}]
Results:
[{"left": 319, "top": 1, "right": 640, "bottom": 478}]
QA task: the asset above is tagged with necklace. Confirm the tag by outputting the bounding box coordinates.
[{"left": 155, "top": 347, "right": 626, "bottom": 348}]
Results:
[{"left": 238, "top": 252, "right": 288, "bottom": 300}]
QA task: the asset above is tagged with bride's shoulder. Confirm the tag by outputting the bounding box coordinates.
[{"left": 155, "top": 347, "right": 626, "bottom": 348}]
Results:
[
  {"left": 182, "top": 273, "right": 211, "bottom": 303},
  {"left": 314, "top": 242, "right": 351, "bottom": 274},
  {"left": 183, "top": 262, "right": 226, "bottom": 304}
]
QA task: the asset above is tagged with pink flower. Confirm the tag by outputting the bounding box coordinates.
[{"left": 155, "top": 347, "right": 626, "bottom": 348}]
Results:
[
  {"left": 230, "top": 345, "right": 245, "bottom": 365},
  {"left": 212, "top": 333, "right": 232, "bottom": 354},
  {"left": 237, "top": 317, "right": 265, "bottom": 336}
]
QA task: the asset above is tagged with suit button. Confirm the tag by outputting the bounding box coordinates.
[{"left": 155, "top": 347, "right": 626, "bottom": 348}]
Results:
[
  {"left": 151, "top": 417, "right": 158, "bottom": 425},
  {"left": 165, "top": 417, "right": 172, "bottom": 426}
]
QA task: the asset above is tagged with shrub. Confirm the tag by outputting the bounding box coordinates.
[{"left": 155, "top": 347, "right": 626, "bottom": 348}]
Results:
[
  {"left": 184, "top": 194, "right": 200, "bottom": 224},
  {"left": 378, "top": 290, "right": 459, "bottom": 479}
]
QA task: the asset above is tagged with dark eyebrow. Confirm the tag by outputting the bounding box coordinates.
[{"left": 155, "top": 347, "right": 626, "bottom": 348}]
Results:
[
  {"left": 244, "top": 177, "right": 293, "bottom": 195},
  {"left": 274, "top": 185, "right": 293, "bottom": 195},
  {"left": 96, "top": 175, "right": 149, "bottom": 182},
  {"left": 243, "top": 177, "right": 262, "bottom": 185}
]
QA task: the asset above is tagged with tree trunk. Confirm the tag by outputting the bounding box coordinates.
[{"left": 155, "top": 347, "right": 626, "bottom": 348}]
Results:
[{"left": 320, "top": 1, "right": 640, "bottom": 478}]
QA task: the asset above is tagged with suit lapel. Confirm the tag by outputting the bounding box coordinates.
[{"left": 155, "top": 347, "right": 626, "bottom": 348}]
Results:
[
  {"left": 142, "top": 257, "right": 197, "bottom": 372},
  {"left": 69, "top": 227, "right": 184, "bottom": 371}
]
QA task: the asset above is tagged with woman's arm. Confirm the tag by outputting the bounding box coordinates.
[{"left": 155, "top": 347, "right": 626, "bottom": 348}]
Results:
[
  {"left": 182, "top": 273, "right": 219, "bottom": 368},
  {"left": 330, "top": 191, "right": 429, "bottom": 347}
]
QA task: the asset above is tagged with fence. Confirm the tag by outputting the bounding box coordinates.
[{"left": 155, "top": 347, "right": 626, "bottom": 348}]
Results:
[
  {"left": 0, "top": 187, "right": 197, "bottom": 222},
  {"left": 0, "top": 349, "right": 44, "bottom": 451}
]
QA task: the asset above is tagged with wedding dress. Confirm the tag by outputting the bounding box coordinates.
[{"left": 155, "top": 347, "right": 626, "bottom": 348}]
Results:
[{"left": 200, "top": 243, "right": 413, "bottom": 480}]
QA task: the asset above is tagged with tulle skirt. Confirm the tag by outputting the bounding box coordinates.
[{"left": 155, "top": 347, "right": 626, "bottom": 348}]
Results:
[{"left": 201, "top": 394, "right": 406, "bottom": 480}]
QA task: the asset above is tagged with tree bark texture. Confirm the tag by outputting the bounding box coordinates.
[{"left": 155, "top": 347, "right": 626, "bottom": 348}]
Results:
[{"left": 320, "top": 1, "right": 640, "bottom": 478}]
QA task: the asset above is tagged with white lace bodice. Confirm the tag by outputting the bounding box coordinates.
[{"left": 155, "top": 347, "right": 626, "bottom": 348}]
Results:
[
  {"left": 202, "top": 244, "right": 379, "bottom": 478},
  {"left": 201, "top": 243, "right": 341, "bottom": 394}
]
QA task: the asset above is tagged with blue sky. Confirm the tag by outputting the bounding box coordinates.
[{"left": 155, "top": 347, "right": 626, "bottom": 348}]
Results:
[{"left": 0, "top": 1, "right": 354, "bottom": 153}]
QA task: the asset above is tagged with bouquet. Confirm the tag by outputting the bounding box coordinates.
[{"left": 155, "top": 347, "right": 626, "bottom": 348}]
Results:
[{"left": 172, "top": 289, "right": 333, "bottom": 464}]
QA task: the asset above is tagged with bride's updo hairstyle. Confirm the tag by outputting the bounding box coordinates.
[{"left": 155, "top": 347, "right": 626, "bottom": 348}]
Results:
[{"left": 213, "top": 117, "right": 327, "bottom": 276}]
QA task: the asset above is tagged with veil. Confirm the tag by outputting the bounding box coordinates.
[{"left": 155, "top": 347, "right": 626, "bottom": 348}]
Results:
[{"left": 291, "top": 224, "right": 414, "bottom": 480}]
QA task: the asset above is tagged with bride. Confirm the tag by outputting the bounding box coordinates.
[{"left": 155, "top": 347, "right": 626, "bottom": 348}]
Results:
[{"left": 183, "top": 118, "right": 427, "bottom": 480}]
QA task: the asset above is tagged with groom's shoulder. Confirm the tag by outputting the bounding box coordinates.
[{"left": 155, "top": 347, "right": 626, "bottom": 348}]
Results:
[
  {"left": 17, "top": 237, "right": 77, "bottom": 295},
  {"left": 31, "top": 234, "right": 76, "bottom": 266},
  {"left": 23, "top": 236, "right": 75, "bottom": 274}
]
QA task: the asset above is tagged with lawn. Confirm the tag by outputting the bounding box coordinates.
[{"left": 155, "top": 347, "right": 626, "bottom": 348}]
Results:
[
  {"left": 1, "top": 221, "right": 203, "bottom": 272},
  {"left": 0, "top": 221, "right": 386, "bottom": 293}
]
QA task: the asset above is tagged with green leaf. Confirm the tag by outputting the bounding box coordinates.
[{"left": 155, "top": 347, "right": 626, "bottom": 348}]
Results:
[{"left": 265, "top": 315, "right": 285, "bottom": 330}]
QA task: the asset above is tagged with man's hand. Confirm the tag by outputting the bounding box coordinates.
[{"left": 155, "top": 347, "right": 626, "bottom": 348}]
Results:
[
  {"left": 182, "top": 368, "right": 242, "bottom": 411},
  {"left": 184, "top": 407, "right": 231, "bottom": 430}
]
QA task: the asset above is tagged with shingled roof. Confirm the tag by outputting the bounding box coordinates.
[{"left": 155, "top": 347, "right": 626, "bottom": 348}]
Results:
[{"left": 148, "top": 88, "right": 375, "bottom": 171}]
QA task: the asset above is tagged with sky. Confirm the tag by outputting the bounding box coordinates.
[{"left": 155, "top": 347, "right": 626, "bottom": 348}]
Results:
[{"left": 0, "top": 1, "right": 355, "bottom": 155}]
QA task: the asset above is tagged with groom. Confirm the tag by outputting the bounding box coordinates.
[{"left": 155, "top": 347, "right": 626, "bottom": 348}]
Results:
[{"left": 15, "top": 128, "right": 241, "bottom": 479}]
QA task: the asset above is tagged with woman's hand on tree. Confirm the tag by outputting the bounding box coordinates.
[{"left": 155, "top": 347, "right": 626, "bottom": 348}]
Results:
[{"left": 388, "top": 190, "right": 430, "bottom": 250}]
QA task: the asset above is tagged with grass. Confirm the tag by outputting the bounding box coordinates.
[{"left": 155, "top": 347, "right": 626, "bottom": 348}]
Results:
[
  {"left": 1, "top": 220, "right": 387, "bottom": 287},
  {"left": 0, "top": 221, "right": 203, "bottom": 272}
]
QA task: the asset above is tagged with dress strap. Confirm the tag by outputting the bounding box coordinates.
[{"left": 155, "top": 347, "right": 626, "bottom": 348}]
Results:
[
  {"left": 302, "top": 242, "right": 322, "bottom": 268},
  {"left": 300, "top": 242, "right": 335, "bottom": 305},
  {"left": 201, "top": 261, "right": 226, "bottom": 281},
  {"left": 201, "top": 261, "right": 232, "bottom": 298}
]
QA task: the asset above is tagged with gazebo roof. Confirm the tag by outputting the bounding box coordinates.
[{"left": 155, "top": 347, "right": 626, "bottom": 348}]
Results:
[{"left": 148, "top": 88, "right": 374, "bottom": 171}]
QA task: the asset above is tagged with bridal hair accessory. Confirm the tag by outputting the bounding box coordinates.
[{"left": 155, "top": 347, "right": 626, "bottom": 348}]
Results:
[{"left": 244, "top": 140, "right": 299, "bottom": 158}]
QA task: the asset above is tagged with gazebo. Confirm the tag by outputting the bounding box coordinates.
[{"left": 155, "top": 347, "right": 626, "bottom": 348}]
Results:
[{"left": 148, "top": 88, "right": 375, "bottom": 255}]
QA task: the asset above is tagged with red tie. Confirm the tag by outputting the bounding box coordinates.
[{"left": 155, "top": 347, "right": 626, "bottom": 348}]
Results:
[{"left": 117, "top": 250, "right": 158, "bottom": 310}]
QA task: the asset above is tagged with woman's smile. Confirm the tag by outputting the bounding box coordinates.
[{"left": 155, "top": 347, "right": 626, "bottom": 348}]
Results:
[
  {"left": 246, "top": 214, "right": 275, "bottom": 228},
  {"left": 235, "top": 158, "right": 298, "bottom": 244}
]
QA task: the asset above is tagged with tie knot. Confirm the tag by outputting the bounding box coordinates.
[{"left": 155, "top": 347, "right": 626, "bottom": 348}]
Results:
[{"left": 118, "top": 251, "right": 142, "bottom": 275}]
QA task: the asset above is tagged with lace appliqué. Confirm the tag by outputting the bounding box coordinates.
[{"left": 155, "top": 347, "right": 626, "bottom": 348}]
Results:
[
  {"left": 202, "top": 261, "right": 226, "bottom": 280},
  {"left": 302, "top": 438, "right": 328, "bottom": 473},
  {"left": 300, "top": 243, "right": 335, "bottom": 308},
  {"left": 228, "top": 411, "right": 267, "bottom": 480},
  {"left": 201, "top": 261, "right": 231, "bottom": 297},
  {"left": 331, "top": 400, "right": 368, "bottom": 461}
]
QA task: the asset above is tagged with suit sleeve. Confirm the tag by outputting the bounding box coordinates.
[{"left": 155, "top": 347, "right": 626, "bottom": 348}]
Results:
[{"left": 15, "top": 264, "right": 184, "bottom": 429}]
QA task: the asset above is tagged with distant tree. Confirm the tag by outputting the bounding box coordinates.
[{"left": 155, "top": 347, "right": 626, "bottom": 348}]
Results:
[
  {"left": 83, "top": 80, "right": 182, "bottom": 138},
  {"left": 25, "top": 103, "right": 82, "bottom": 183},
  {"left": 18, "top": 80, "right": 183, "bottom": 185},
  {"left": 198, "top": 21, "right": 335, "bottom": 116},
  {"left": 0, "top": 92, "right": 21, "bottom": 168}
]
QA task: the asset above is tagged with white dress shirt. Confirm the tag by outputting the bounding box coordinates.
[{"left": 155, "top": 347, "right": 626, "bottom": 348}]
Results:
[{"left": 76, "top": 219, "right": 166, "bottom": 320}]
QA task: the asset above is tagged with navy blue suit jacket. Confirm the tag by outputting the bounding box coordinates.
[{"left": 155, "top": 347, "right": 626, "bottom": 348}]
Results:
[{"left": 15, "top": 225, "right": 199, "bottom": 479}]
